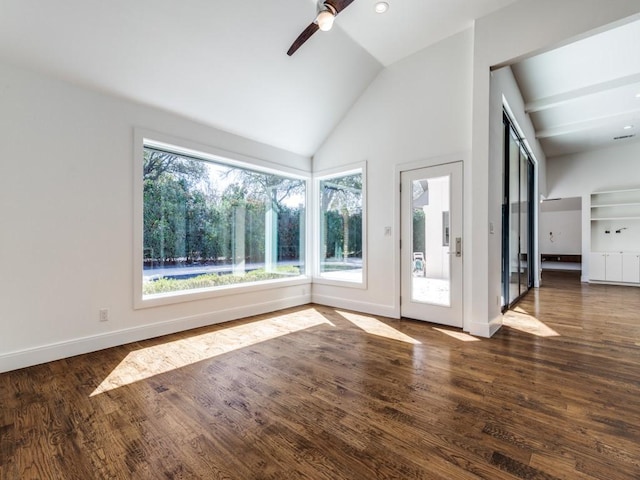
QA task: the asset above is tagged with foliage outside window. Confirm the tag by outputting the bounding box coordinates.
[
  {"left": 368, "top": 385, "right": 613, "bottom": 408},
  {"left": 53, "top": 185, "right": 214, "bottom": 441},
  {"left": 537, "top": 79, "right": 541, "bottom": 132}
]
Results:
[
  {"left": 142, "top": 145, "right": 306, "bottom": 298},
  {"left": 318, "top": 170, "right": 364, "bottom": 284}
]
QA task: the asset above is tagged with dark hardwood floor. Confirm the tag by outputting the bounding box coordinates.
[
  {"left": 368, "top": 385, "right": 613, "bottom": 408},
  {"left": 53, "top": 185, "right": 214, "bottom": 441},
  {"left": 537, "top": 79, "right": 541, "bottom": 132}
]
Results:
[{"left": 1, "top": 271, "right": 639, "bottom": 479}]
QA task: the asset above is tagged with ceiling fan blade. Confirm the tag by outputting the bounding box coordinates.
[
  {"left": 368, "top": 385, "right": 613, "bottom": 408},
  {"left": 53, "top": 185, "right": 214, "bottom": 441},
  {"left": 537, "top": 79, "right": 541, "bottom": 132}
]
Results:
[
  {"left": 287, "top": 0, "right": 356, "bottom": 56},
  {"left": 328, "top": 0, "right": 355, "bottom": 14},
  {"left": 287, "top": 22, "right": 320, "bottom": 56}
]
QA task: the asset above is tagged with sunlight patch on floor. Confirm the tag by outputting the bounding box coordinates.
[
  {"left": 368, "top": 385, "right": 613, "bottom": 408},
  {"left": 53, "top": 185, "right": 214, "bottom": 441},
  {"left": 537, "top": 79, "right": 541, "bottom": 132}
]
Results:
[
  {"left": 432, "top": 328, "right": 480, "bottom": 342},
  {"left": 503, "top": 310, "right": 560, "bottom": 337},
  {"left": 90, "top": 312, "right": 332, "bottom": 396},
  {"left": 337, "top": 310, "right": 421, "bottom": 345}
]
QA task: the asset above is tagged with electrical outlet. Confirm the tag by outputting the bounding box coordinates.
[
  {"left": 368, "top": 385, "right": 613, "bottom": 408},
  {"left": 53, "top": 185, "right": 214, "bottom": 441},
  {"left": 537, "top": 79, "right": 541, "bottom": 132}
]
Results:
[{"left": 99, "top": 308, "right": 109, "bottom": 322}]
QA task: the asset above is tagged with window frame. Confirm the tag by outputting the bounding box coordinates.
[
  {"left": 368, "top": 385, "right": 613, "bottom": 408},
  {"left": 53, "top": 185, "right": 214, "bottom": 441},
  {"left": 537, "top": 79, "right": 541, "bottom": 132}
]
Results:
[
  {"left": 313, "top": 162, "right": 367, "bottom": 289},
  {"left": 133, "top": 129, "right": 311, "bottom": 309}
]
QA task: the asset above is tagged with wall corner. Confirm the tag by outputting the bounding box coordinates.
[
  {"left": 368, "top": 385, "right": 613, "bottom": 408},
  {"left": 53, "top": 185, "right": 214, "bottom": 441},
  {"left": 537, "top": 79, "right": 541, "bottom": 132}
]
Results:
[{"left": 469, "top": 313, "right": 503, "bottom": 338}]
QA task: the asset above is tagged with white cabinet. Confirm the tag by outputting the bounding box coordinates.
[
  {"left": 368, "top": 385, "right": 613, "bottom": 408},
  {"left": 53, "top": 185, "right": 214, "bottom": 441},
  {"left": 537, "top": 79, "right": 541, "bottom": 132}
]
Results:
[
  {"left": 589, "top": 252, "right": 622, "bottom": 282},
  {"left": 589, "top": 253, "right": 606, "bottom": 281},
  {"left": 589, "top": 188, "right": 640, "bottom": 286},
  {"left": 622, "top": 253, "right": 640, "bottom": 283},
  {"left": 605, "top": 253, "right": 623, "bottom": 281}
]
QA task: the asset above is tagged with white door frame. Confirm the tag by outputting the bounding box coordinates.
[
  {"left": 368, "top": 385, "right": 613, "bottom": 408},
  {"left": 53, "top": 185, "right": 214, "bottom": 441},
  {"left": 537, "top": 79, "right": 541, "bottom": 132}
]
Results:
[{"left": 394, "top": 154, "right": 465, "bottom": 328}]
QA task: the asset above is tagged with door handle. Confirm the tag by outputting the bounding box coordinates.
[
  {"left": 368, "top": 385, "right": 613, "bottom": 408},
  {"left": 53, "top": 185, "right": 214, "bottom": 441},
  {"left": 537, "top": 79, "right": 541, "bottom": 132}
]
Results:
[{"left": 447, "top": 237, "right": 462, "bottom": 257}]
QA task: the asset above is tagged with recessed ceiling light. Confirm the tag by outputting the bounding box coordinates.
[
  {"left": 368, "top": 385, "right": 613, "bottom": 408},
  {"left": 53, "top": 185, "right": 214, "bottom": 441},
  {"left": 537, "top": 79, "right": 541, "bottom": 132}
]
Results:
[
  {"left": 623, "top": 125, "right": 634, "bottom": 130},
  {"left": 375, "top": 2, "right": 389, "bottom": 14}
]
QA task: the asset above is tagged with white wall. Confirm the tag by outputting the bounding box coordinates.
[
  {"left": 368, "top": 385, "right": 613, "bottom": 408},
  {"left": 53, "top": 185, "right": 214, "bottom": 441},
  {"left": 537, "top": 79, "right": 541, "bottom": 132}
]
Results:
[
  {"left": 0, "top": 61, "right": 312, "bottom": 372},
  {"left": 539, "top": 211, "right": 582, "bottom": 254},
  {"left": 546, "top": 141, "right": 640, "bottom": 280},
  {"left": 312, "top": 29, "right": 474, "bottom": 319},
  {"left": 547, "top": 142, "right": 640, "bottom": 197},
  {"left": 472, "top": 0, "right": 640, "bottom": 335}
]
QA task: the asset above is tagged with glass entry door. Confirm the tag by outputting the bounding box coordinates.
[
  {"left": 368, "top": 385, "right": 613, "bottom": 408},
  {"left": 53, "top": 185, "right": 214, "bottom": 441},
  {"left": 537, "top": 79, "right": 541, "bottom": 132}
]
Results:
[{"left": 400, "top": 161, "right": 463, "bottom": 327}]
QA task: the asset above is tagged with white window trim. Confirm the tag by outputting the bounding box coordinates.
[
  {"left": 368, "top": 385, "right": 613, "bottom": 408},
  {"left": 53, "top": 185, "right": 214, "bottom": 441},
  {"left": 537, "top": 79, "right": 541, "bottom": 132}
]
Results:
[
  {"left": 312, "top": 161, "right": 367, "bottom": 289},
  {"left": 133, "top": 128, "right": 311, "bottom": 309}
]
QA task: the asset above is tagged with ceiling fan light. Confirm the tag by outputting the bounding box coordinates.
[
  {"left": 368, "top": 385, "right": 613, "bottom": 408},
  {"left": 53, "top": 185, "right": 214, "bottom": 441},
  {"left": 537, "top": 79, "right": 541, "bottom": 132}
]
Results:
[
  {"left": 375, "top": 2, "right": 389, "bottom": 14},
  {"left": 316, "top": 9, "right": 335, "bottom": 31}
]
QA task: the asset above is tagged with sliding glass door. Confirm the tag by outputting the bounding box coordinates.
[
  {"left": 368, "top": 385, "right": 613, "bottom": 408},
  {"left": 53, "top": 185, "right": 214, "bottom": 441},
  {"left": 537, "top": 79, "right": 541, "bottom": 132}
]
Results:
[
  {"left": 507, "top": 130, "right": 520, "bottom": 304},
  {"left": 502, "top": 112, "right": 534, "bottom": 309}
]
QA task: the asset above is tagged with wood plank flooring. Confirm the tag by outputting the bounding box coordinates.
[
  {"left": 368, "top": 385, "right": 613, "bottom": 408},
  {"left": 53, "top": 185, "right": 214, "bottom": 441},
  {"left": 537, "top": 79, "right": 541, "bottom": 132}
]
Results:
[{"left": 1, "top": 271, "right": 639, "bottom": 479}]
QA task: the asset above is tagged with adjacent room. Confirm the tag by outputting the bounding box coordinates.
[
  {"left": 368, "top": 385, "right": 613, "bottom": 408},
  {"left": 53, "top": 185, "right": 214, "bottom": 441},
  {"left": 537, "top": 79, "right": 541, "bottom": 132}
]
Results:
[{"left": 1, "top": 0, "right": 639, "bottom": 478}]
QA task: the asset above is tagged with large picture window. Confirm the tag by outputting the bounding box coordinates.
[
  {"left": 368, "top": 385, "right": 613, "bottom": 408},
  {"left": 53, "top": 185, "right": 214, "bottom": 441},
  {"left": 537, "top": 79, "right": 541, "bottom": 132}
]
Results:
[
  {"left": 316, "top": 166, "right": 365, "bottom": 285},
  {"left": 138, "top": 138, "right": 307, "bottom": 304}
]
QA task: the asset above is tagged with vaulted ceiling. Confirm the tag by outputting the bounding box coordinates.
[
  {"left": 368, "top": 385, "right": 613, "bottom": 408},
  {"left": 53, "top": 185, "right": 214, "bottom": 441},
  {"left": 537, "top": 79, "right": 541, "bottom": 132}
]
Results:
[
  {"left": 2, "top": 1, "right": 636, "bottom": 159},
  {"left": 332, "top": 0, "right": 517, "bottom": 66},
  {"left": 0, "top": 0, "right": 516, "bottom": 157}
]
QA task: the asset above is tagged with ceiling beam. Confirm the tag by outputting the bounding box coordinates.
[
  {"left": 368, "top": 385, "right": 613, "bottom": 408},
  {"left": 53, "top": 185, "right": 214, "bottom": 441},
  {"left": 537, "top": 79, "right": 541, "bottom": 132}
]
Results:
[
  {"left": 525, "top": 72, "right": 640, "bottom": 114},
  {"left": 536, "top": 108, "right": 640, "bottom": 138}
]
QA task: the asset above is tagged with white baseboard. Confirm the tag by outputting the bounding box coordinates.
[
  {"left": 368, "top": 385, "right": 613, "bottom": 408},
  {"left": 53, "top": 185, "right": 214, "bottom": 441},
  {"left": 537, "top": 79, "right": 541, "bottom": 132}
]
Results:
[
  {"left": 469, "top": 314, "right": 503, "bottom": 338},
  {"left": 311, "top": 294, "right": 398, "bottom": 319},
  {"left": 587, "top": 279, "right": 640, "bottom": 287},
  {"left": 0, "top": 294, "right": 310, "bottom": 373}
]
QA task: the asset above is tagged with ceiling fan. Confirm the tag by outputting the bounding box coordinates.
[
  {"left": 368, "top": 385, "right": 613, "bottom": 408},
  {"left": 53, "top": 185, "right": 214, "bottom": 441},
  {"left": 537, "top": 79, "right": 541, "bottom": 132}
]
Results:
[{"left": 287, "top": 0, "right": 355, "bottom": 56}]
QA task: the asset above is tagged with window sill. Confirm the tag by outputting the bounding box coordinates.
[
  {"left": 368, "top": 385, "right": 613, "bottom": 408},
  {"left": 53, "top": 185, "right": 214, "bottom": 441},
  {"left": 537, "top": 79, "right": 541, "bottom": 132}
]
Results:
[
  {"left": 134, "top": 275, "right": 311, "bottom": 309},
  {"left": 312, "top": 276, "right": 367, "bottom": 289}
]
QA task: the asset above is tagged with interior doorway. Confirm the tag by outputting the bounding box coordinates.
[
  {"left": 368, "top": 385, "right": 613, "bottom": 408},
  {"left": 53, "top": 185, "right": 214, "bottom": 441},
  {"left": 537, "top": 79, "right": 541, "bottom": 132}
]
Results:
[{"left": 539, "top": 197, "right": 583, "bottom": 278}]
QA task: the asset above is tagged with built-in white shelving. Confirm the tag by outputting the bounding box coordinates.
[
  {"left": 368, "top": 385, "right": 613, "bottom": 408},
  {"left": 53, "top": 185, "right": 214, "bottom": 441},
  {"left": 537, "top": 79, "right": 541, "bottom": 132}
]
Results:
[{"left": 590, "top": 188, "right": 640, "bottom": 286}]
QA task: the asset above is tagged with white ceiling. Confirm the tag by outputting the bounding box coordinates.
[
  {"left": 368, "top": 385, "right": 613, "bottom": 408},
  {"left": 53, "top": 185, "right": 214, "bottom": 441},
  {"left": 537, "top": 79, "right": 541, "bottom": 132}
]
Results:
[
  {"left": 0, "top": 0, "right": 518, "bottom": 158},
  {"left": 511, "top": 18, "right": 640, "bottom": 158},
  {"left": 2, "top": 1, "right": 638, "bottom": 161},
  {"left": 0, "top": 0, "right": 381, "bottom": 157},
  {"left": 333, "top": 0, "right": 518, "bottom": 66}
]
